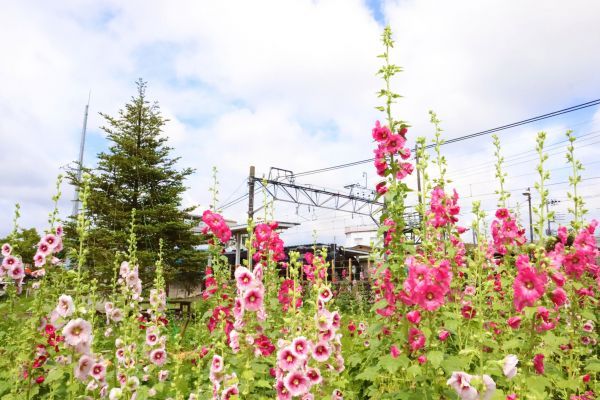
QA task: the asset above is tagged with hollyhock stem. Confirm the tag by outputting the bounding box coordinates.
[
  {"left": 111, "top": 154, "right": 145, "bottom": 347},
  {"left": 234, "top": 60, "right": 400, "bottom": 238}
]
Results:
[
  {"left": 492, "top": 134, "right": 510, "bottom": 208},
  {"left": 533, "top": 132, "right": 549, "bottom": 241}
]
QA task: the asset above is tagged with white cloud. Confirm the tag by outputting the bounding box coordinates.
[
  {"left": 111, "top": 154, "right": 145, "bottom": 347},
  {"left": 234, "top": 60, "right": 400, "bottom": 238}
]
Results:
[{"left": 1, "top": 0, "right": 599, "bottom": 245}]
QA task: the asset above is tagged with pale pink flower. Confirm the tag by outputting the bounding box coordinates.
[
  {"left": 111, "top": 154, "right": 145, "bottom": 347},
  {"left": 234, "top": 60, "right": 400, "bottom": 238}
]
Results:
[
  {"left": 150, "top": 348, "right": 167, "bottom": 366},
  {"left": 306, "top": 367, "right": 322, "bottom": 385},
  {"left": 146, "top": 330, "right": 159, "bottom": 346},
  {"left": 37, "top": 241, "right": 51, "bottom": 257},
  {"left": 119, "top": 261, "right": 130, "bottom": 278},
  {"left": 158, "top": 370, "right": 169, "bottom": 381},
  {"left": 63, "top": 318, "right": 92, "bottom": 347},
  {"left": 90, "top": 362, "right": 106, "bottom": 381},
  {"left": 291, "top": 336, "right": 311, "bottom": 359},
  {"left": 33, "top": 253, "right": 45, "bottom": 267},
  {"left": 277, "top": 346, "right": 300, "bottom": 371},
  {"left": 115, "top": 348, "right": 125, "bottom": 363},
  {"left": 312, "top": 341, "right": 331, "bottom": 362},
  {"left": 211, "top": 355, "right": 224, "bottom": 373},
  {"left": 319, "top": 286, "right": 333, "bottom": 302},
  {"left": 481, "top": 375, "right": 496, "bottom": 400},
  {"left": 234, "top": 266, "right": 255, "bottom": 290},
  {"left": 1, "top": 243, "right": 11, "bottom": 256},
  {"left": 55, "top": 224, "right": 64, "bottom": 236},
  {"left": 74, "top": 354, "right": 93, "bottom": 381},
  {"left": 243, "top": 287, "right": 264, "bottom": 312},
  {"left": 110, "top": 308, "right": 124, "bottom": 322},
  {"left": 283, "top": 370, "right": 310, "bottom": 397},
  {"left": 9, "top": 263, "right": 25, "bottom": 280},
  {"left": 447, "top": 372, "right": 478, "bottom": 400},
  {"left": 331, "top": 389, "right": 344, "bottom": 400},
  {"left": 31, "top": 269, "right": 45, "bottom": 278},
  {"left": 56, "top": 294, "right": 75, "bottom": 318},
  {"left": 503, "top": 355, "right": 518, "bottom": 379},
  {"left": 43, "top": 234, "right": 58, "bottom": 249}
]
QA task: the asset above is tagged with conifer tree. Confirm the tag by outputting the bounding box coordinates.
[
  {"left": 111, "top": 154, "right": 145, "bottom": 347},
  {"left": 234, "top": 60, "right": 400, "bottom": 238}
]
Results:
[{"left": 69, "top": 79, "right": 203, "bottom": 290}]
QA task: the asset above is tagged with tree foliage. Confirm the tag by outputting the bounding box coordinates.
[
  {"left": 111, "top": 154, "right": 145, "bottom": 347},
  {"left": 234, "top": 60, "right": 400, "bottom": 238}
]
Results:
[{"left": 68, "top": 79, "right": 204, "bottom": 290}]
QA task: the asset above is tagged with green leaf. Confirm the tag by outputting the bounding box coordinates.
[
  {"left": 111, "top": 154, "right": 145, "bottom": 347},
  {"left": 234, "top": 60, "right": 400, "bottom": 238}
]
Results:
[
  {"left": 355, "top": 366, "right": 380, "bottom": 381},
  {"left": 379, "top": 354, "right": 401, "bottom": 373},
  {"left": 427, "top": 350, "right": 444, "bottom": 368}
]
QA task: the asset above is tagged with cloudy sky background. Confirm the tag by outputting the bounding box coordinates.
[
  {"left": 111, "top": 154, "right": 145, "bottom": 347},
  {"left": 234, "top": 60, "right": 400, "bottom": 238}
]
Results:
[{"left": 1, "top": 0, "right": 600, "bottom": 245}]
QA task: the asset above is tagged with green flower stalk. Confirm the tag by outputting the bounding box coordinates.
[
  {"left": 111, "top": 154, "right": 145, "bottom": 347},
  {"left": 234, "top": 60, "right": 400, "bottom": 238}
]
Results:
[
  {"left": 533, "top": 132, "right": 549, "bottom": 242},
  {"left": 430, "top": 111, "right": 448, "bottom": 189},
  {"left": 565, "top": 130, "right": 587, "bottom": 230},
  {"left": 492, "top": 134, "right": 510, "bottom": 208}
]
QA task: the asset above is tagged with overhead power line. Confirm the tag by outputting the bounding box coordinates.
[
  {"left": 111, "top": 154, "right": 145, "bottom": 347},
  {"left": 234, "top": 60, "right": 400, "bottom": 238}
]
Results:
[{"left": 293, "top": 98, "right": 600, "bottom": 178}]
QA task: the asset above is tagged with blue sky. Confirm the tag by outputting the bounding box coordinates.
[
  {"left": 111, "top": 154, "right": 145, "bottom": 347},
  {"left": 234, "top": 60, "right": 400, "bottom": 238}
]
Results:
[{"left": 1, "top": 0, "right": 600, "bottom": 245}]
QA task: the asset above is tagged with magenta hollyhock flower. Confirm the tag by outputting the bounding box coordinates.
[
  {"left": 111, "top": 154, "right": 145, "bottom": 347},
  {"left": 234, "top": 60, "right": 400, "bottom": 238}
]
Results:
[
  {"left": 243, "top": 287, "right": 264, "bottom": 312},
  {"left": 408, "top": 328, "right": 426, "bottom": 352},
  {"left": 283, "top": 371, "right": 310, "bottom": 397},
  {"left": 291, "top": 337, "right": 310, "bottom": 359},
  {"left": 312, "top": 341, "right": 331, "bottom": 362},
  {"left": 385, "top": 134, "right": 406, "bottom": 154},
  {"left": 551, "top": 287, "right": 568, "bottom": 307},
  {"left": 418, "top": 355, "right": 427, "bottom": 364},
  {"left": 495, "top": 208, "right": 510, "bottom": 220},
  {"left": 533, "top": 354, "right": 544, "bottom": 374},
  {"left": 74, "top": 354, "right": 93, "bottom": 381},
  {"left": 438, "top": 330, "right": 450, "bottom": 341},
  {"left": 513, "top": 263, "right": 547, "bottom": 312},
  {"left": 149, "top": 348, "right": 167, "bottom": 366},
  {"left": 416, "top": 283, "right": 446, "bottom": 311},
  {"left": 306, "top": 367, "right": 322, "bottom": 385},
  {"left": 372, "top": 120, "right": 391, "bottom": 142},
  {"left": 63, "top": 318, "right": 92, "bottom": 347},
  {"left": 277, "top": 346, "right": 300, "bottom": 371},
  {"left": 396, "top": 162, "right": 414, "bottom": 180},
  {"left": 375, "top": 181, "right": 388, "bottom": 195},
  {"left": 390, "top": 345, "right": 401, "bottom": 358}
]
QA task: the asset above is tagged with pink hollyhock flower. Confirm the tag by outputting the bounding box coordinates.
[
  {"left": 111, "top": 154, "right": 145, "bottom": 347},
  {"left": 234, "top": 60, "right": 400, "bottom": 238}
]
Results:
[
  {"left": 255, "top": 334, "right": 276, "bottom": 356},
  {"left": 331, "top": 389, "right": 344, "bottom": 400},
  {"left": 62, "top": 318, "right": 92, "bottom": 347},
  {"left": 302, "top": 393, "right": 315, "bottom": 400},
  {"left": 291, "top": 337, "right": 310, "bottom": 359},
  {"left": 319, "top": 286, "right": 333, "bottom": 303},
  {"left": 513, "top": 262, "right": 547, "bottom": 312},
  {"left": 390, "top": 345, "right": 401, "bottom": 358},
  {"left": 2, "top": 255, "right": 18, "bottom": 268},
  {"left": 416, "top": 283, "right": 446, "bottom": 311},
  {"left": 278, "top": 346, "right": 300, "bottom": 371},
  {"left": 447, "top": 372, "right": 478, "bottom": 400},
  {"left": 464, "top": 286, "right": 476, "bottom": 296},
  {"left": 418, "top": 355, "right": 427, "bottom": 364},
  {"left": 503, "top": 355, "right": 518, "bottom": 379},
  {"left": 375, "top": 181, "right": 388, "bottom": 195},
  {"left": 551, "top": 287, "right": 568, "bottom": 307},
  {"left": 32, "top": 253, "right": 44, "bottom": 267},
  {"left": 481, "top": 375, "right": 496, "bottom": 400},
  {"left": 408, "top": 328, "right": 426, "bottom": 352},
  {"left": 306, "top": 367, "right": 322, "bottom": 385},
  {"left": 243, "top": 288, "right": 264, "bottom": 312},
  {"left": 495, "top": 208, "right": 510, "bottom": 220},
  {"left": 461, "top": 304, "right": 476, "bottom": 319},
  {"left": 331, "top": 311, "right": 341, "bottom": 330},
  {"left": 234, "top": 266, "right": 255, "bottom": 290},
  {"left": 146, "top": 330, "right": 159, "bottom": 346},
  {"left": 533, "top": 354, "right": 544, "bottom": 374},
  {"left": 506, "top": 394, "right": 518, "bottom": 400},
  {"left": 37, "top": 241, "right": 51, "bottom": 257},
  {"left": 582, "top": 320, "right": 594, "bottom": 332},
  {"left": 372, "top": 120, "right": 391, "bottom": 142},
  {"left": 1, "top": 243, "right": 11, "bottom": 256},
  {"left": 283, "top": 371, "right": 310, "bottom": 397},
  {"left": 9, "top": 263, "right": 25, "bottom": 280},
  {"left": 406, "top": 310, "right": 421, "bottom": 324},
  {"left": 276, "top": 379, "right": 292, "bottom": 400},
  {"left": 56, "top": 295, "right": 75, "bottom": 318},
  {"left": 222, "top": 385, "right": 239, "bottom": 400},
  {"left": 315, "top": 310, "right": 333, "bottom": 331},
  {"left": 312, "top": 341, "right": 331, "bottom": 362},
  {"left": 507, "top": 316, "right": 522, "bottom": 329},
  {"left": 149, "top": 348, "right": 167, "bottom": 366},
  {"left": 158, "top": 369, "right": 169, "bottom": 381},
  {"left": 385, "top": 134, "right": 406, "bottom": 154},
  {"left": 74, "top": 354, "right": 93, "bottom": 381},
  {"left": 396, "top": 162, "right": 414, "bottom": 180},
  {"left": 110, "top": 308, "right": 124, "bottom": 322},
  {"left": 438, "top": 330, "right": 450, "bottom": 341},
  {"left": 90, "top": 362, "right": 106, "bottom": 381},
  {"left": 43, "top": 234, "right": 58, "bottom": 249},
  {"left": 211, "top": 354, "right": 224, "bottom": 373}
]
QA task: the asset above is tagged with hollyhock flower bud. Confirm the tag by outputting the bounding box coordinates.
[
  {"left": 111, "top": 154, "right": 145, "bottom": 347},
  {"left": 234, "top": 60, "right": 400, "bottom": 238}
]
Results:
[
  {"left": 35, "top": 376, "right": 45, "bottom": 384},
  {"left": 461, "top": 304, "right": 476, "bottom": 319},
  {"left": 390, "top": 345, "right": 401, "bottom": 358},
  {"left": 438, "top": 330, "right": 450, "bottom": 341},
  {"left": 406, "top": 310, "right": 421, "bottom": 324},
  {"left": 533, "top": 354, "right": 545, "bottom": 374},
  {"left": 506, "top": 394, "right": 517, "bottom": 400},
  {"left": 503, "top": 355, "right": 518, "bottom": 379},
  {"left": 418, "top": 355, "right": 427, "bottom": 364},
  {"left": 507, "top": 316, "right": 522, "bottom": 329},
  {"left": 582, "top": 320, "right": 594, "bottom": 332}
]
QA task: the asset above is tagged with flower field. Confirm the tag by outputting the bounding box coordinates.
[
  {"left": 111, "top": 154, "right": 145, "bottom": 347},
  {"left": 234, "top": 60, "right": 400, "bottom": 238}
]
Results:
[{"left": 0, "top": 27, "right": 598, "bottom": 400}]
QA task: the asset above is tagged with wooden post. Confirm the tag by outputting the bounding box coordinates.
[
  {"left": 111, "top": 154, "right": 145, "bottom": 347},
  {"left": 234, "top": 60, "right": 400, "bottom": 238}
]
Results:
[{"left": 348, "top": 258, "right": 352, "bottom": 282}]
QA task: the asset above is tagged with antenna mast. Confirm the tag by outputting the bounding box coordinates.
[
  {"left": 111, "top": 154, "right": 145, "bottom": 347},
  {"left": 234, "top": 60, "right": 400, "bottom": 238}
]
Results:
[{"left": 72, "top": 91, "right": 91, "bottom": 216}]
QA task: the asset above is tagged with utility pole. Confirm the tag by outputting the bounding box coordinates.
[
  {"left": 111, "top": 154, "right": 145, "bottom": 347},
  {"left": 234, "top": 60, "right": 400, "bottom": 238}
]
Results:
[
  {"left": 522, "top": 188, "right": 534, "bottom": 243},
  {"left": 72, "top": 92, "right": 91, "bottom": 216},
  {"left": 248, "top": 166, "right": 255, "bottom": 220}
]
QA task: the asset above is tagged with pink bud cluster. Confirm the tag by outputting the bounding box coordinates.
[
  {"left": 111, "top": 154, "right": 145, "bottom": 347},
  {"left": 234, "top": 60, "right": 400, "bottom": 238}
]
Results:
[
  {"left": 303, "top": 252, "right": 327, "bottom": 283},
  {"left": 202, "top": 210, "right": 232, "bottom": 244},
  {"left": 253, "top": 222, "right": 285, "bottom": 263},
  {"left": 371, "top": 120, "right": 413, "bottom": 193},
  {"left": 278, "top": 279, "right": 303, "bottom": 312},
  {"left": 490, "top": 208, "right": 526, "bottom": 255},
  {"left": 428, "top": 187, "right": 460, "bottom": 228}
]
